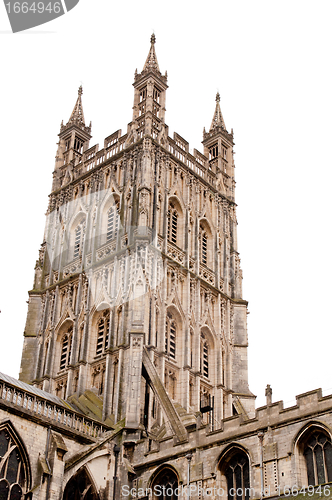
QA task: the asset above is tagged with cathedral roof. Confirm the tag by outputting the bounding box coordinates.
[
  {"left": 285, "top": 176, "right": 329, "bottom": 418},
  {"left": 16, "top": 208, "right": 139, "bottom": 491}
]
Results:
[{"left": 0, "top": 371, "right": 76, "bottom": 409}]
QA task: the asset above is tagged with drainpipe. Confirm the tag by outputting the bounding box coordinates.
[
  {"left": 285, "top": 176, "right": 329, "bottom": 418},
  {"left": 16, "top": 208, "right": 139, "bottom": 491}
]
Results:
[
  {"left": 258, "top": 432, "right": 264, "bottom": 499},
  {"left": 113, "top": 445, "right": 120, "bottom": 500},
  {"left": 186, "top": 453, "right": 193, "bottom": 500},
  {"left": 45, "top": 426, "right": 52, "bottom": 500}
]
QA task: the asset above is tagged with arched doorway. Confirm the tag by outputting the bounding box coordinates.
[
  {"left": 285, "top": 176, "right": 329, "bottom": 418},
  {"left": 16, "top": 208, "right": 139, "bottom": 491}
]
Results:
[
  {"left": 63, "top": 468, "right": 99, "bottom": 500},
  {"left": 151, "top": 466, "right": 179, "bottom": 500}
]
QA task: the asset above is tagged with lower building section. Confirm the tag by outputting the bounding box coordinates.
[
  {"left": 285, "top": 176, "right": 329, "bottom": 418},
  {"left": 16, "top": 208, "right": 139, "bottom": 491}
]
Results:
[{"left": 1, "top": 372, "right": 332, "bottom": 500}]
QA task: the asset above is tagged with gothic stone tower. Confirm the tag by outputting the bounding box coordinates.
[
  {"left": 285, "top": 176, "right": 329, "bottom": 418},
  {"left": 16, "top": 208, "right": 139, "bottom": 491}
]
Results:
[{"left": 20, "top": 35, "right": 255, "bottom": 439}]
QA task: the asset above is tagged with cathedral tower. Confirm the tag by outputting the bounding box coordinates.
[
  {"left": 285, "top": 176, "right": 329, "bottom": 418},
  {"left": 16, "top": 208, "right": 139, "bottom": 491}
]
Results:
[{"left": 20, "top": 36, "right": 255, "bottom": 440}]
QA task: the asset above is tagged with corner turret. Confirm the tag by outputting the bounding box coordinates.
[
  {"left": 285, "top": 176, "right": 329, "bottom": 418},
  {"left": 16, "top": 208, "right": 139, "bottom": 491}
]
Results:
[
  {"left": 53, "top": 86, "right": 92, "bottom": 191},
  {"left": 129, "top": 35, "right": 168, "bottom": 142},
  {"left": 203, "top": 93, "right": 235, "bottom": 200}
]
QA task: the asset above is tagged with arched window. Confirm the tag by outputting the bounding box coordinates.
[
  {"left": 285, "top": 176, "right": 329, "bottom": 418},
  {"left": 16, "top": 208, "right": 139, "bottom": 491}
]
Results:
[
  {"left": 224, "top": 452, "right": 250, "bottom": 500},
  {"left": 167, "top": 205, "right": 178, "bottom": 244},
  {"left": 96, "top": 316, "right": 110, "bottom": 356},
  {"left": 73, "top": 220, "right": 85, "bottom": 259},
  {"left": 165, "top": 312, "right": 176, "bottom": 360},
  {"left": 60, "top": 329, "right": 72, "bottom": 370},
  {"left": 107, "top": 203, "right": 120, "bottom": 242},
  {"left": 63, "top": 467, "right": 99, "bottom": 500},
  {"left": 303, "top": 430, "right": 332, "bottom": 485},
  {"left": 0, "top": 425, "right": 30, "bottom": 500},
  {"left": 200, "top": 333, "right": 209, "bottom": 378},
  {"left": 151, "top": 467, "right": 179, "bottom": 500}
]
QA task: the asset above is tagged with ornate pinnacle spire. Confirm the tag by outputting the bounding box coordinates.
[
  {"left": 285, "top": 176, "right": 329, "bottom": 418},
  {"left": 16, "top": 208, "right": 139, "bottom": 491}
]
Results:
[
  {"left": 68, "top": 85, "right": 85, "bottom": 126},
  {"left": 143, "top": 33, "right": 160, "bottom": 73},
  {"left": 210, "top": 92, "right": 226, "bottom": 131}
]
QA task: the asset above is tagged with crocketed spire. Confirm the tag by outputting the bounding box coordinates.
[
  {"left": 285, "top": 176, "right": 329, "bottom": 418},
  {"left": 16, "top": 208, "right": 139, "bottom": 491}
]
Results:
[
  {"left": 142, "top": 33, "right": 160, "bottom": 74},
  {"left": 68, "top": 85, "right": 85, "bottom": 126},
  {"left": 210, "top": 92, "right": 226, "bottom": 131}
]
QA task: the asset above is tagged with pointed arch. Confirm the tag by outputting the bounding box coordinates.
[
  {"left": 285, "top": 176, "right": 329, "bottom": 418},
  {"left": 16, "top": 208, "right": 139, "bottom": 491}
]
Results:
[
  {"left": 199, "top": 326, "right": 216, "bottom": 386},
  {"left": 294, "top": 422, "right": 332, "bottom": 487},
  {"left": 88, "top": 309, "right": 111, "bottom": 360},
  {"left": 0, "top": 420, "right": 32, "bottom": 497},
  {"left": 67, "top": 211, "right": 87, "bottom": 262},
  {"left": 63, "top": 466, "right": 100, "bottom": 500},
  {"left": 56, "top": 319, "right": 74, "bottom": 372},
  {"left": 218, "top": 445, "right": 251, "bottom": 500},
  {"left": 199, "top": 218, "right": 214, "bottom": 268},
  {"left": 167, "top": 196, "right": 184, "bottom": 248},
  {"left": 149, "top": 464, "right": 180, "bottom": 500},
  {"left": 99, "top": 192, "right": 121, "bottom": 247}
]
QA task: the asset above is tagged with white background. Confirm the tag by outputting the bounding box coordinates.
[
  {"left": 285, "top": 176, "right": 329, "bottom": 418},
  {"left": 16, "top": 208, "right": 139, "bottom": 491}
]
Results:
[{"left": 0, "top": 0, "right": 331, "bottom": 408}]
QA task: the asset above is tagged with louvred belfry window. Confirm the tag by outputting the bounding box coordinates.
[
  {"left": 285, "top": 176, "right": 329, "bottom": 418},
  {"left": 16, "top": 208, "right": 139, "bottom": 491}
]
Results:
[
  {"left": 167, "top": 206, "right": 178, "bottom": 245},
  {"left": 165, "top": 313, "right": 176, "bottom": 360},
  {"left": 96, "top": 316, "right": 110, "bottom": 355},
  {"left": 201, "top": 231, "right": 208, "bottom": 265},
  {"left": 304, "top": 431, "right": 332, "bottom": 485},
  {"left": 74, "top": 137, "right": 84, "bottom": 154},
  {"left": 73, "top": 221, "right": 85, "bottom": 259},
  {"left": 0, "top": 427, "right": 28, "bottom": 500},
  {"left": 107, "top": 203, "right": 120, "bottom": 242},
  {"left": 60, "top": 330, "right": 72, "bottom": 370},
  {"left": 201, "top": 333, "right": 209, "bottom": 378}
]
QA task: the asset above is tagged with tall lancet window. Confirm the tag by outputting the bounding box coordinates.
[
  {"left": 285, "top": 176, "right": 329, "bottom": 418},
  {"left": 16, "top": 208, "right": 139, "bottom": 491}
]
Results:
[
  {"left": 200, "top": 227, "right": 208, "bottom": 265},
  {"left": 96, "top": 315, "right": 110, "bottom": 356},
  {"left": 167, "top": 205, "right": 178, "bottom": 245},
  {"left": 200, "top": 333, "right": 209, "bottom": 378},
  {"left": 73, "top": 221, "right": 85, "bottom": 259},
  {"left": 107, "top": 203, "right": 120, "bottom": 242},
  {"left": 165, "top": 312, "right": 176, "bottom": 360},
  {"left": 60, "top": 329, "right": 72, "bottom": 370}
]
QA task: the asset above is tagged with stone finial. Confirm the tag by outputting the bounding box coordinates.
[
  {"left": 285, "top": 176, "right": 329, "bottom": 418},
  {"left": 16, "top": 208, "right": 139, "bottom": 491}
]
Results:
[
  {"left": 265, "top": 384, "right": 272, "bottom": 406},
  {"left": 151, "top": 33, "right": 156, "bottom": 44},
  {"left": 216, "top": 92, "right": 220, "bottom": 102},
  {"left": 78, "top": 85, "right": 83, "bottom": 96}
]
